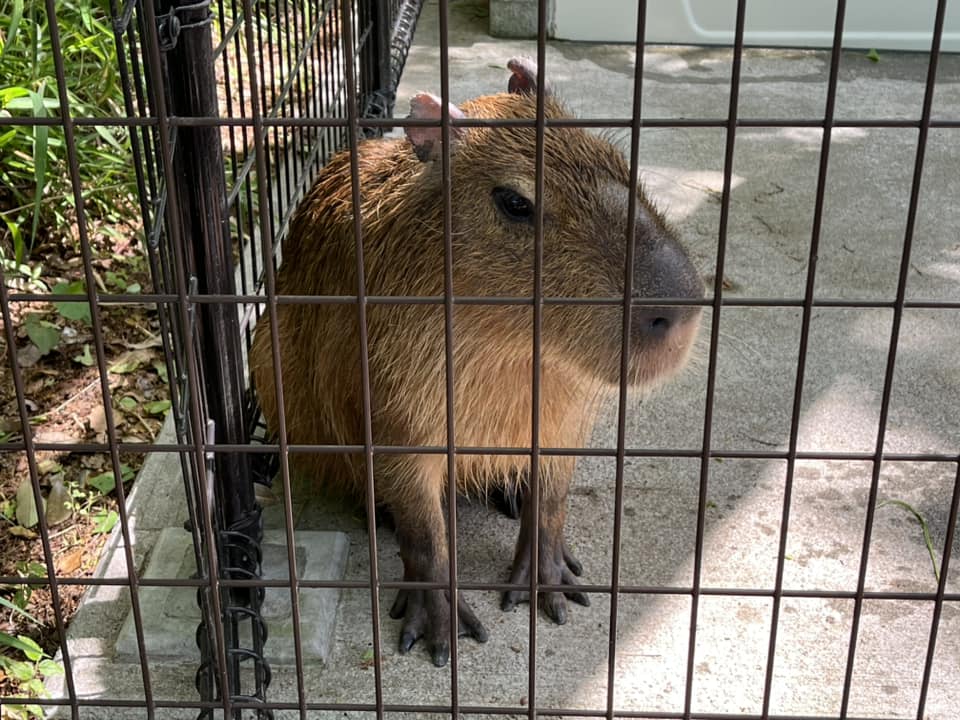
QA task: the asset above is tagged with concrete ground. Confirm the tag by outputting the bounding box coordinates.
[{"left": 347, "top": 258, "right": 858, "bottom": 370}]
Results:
[{"left": 51, "top": 0, "right": 959, "bottom": 718}]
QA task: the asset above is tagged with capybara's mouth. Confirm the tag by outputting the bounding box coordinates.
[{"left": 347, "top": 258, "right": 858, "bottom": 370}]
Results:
[{"left": 623, "top": 308, "right": 702, "bottom": 390}]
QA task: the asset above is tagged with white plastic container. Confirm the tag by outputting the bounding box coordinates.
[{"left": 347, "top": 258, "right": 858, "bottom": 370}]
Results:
[{"left": 554, "top": 0, "right": 960, "bottom": 52}]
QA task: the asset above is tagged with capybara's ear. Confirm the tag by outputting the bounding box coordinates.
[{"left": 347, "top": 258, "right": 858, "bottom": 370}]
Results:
[
  {"left": 405, "top": 92, "right": 466, "bottom": 162},
  {"left": 507, "top": 57, "right": 552, "bottom": 96}
]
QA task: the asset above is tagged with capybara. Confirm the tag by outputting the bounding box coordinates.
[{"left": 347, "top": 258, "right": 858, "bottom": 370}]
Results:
[{"left": 250, "top": 58, "right": 703, "bottom": 666}]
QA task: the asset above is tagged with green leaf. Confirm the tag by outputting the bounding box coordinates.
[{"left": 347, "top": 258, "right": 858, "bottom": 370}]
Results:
[
  {"left": 51, "top": 280, "right": 91, "bottom": 324},
  {"left": 79, "top": 0, "right": 93, "bottom": 32},
  {"left": 144, "top": 399, "right": 171, "bottom": 415},
  {"left": 1, "top": 213, "right": 25, "bottom": 265},
  {"left": 109, "top": 355, "right": 142, "bottom": 374},
  {"left": 0, "top": 86, "right": 29, "bottom": 105},
  {"left": 0, "top": 0, "right": 24, "bottom": 64},
  {"left": 72, "top": 343, "right": 94, "bottom": 366},
  {"left": 879, "top": 499, "right": 940, "bottom": 581},
  {"left": 28, "top": 87, "right": 49, "bottom": 251},
  {"left": 93, "top": 123, "right": 124, "bottom": 152},
  {"left": 23, "top": 313, "right": 59, "bottom": 356},
  {"left": 24, "top": 677, "right": 46, "bottom": 696},
  {"left": 92, "top": 509, "right": 118, "bottom": 534},
  {"left": 3, "top": 96, "right": 60, "bottom": 112},
  {"left": 0, "top": 632, "right": 44, "bottom": 662},
  {"left": 15, "top": 476, "right": 42, "bottom": 528},
  {"left": 87, "top": 470, "right": 116, "bottom": 495},
  {"left": 118, "top": 395, "right": 138, "bottom": 411},
  {"left": 18, "top": 560, "right": 47, "bottom": 578},
  {"left": 17, "top": 634, "right": 43, "bottom": 662},
  {"left": 152, "top": 360, "right": 168, "bottom": 384},
  {"left": 38, "top": 658, "right": 64, "bottom": 677},
  {"left": 125, "top": 282, "right": 141, "bottom": 294},
  {"left": 0, "top": 596, "right": 43, "bottom": 626},
  {"left": 3, "top": 656, "right": 37, "bottom": 682},
  {"left": 866, "top": 48, "right": 881, "bottom": 63}
]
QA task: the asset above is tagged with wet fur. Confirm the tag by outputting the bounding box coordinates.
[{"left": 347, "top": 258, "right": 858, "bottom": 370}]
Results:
[
  {"left": 249, "top": 80, "right": 702, "bottom": 662},
  {"left": 252, "top": 92, "right": 696, "bottom": 507}
]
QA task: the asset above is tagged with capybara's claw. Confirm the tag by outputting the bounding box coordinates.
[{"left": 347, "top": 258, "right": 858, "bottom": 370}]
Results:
[
  {"left": 392, "top": 588, "right": 487, "bottom": 666},
  {"left": 502, "top": 533, "right": 588, "bottom": 624},
  {"left": 458, "top": 599, "right": 489, "bottom": 644},
  {"left": 562, "top": 539, "right": 583, "bottom": 576},
  {"left": 542, "top": 592, "right": 568, "bottom": 625},
  {"left": 501, "top": 588, "right": 529, "bottom": 612}
]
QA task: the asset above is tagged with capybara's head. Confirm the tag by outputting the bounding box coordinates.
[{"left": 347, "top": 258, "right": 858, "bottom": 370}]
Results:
[{"left": 404, "top": 58, "right": 703, "bottom": 389}]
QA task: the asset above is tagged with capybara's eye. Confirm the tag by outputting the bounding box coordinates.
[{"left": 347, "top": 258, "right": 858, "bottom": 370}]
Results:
[{"left": 492, "top": 186, "right": 534, "bottom": 223}]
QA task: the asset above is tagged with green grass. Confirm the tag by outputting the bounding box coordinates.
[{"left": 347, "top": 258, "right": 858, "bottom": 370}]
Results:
[
  {"left": 879, "top": 498, "right": 941, "bottom": 583},
  {"left": 0, "top": 0, "right": 138, "bottom": 263}
]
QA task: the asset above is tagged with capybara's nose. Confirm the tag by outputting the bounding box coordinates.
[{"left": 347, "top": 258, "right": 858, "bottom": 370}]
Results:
[
  {"left": 633, "top": 304, "right": 702, "bottom": 343},
  {"left": 631, "top": 239, "right": 704, "bottom": 343},
  {"left": 634, "top": 307, "right": 678, "bottom": 340}
]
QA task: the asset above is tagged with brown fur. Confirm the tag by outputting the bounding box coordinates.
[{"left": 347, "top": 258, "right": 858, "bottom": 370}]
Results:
[{"left": 250, "top": 75, "right": 702, "bottom": 663}]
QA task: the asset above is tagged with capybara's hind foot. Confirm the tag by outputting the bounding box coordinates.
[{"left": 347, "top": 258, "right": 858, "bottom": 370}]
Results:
[
  {"left": 389, "top": 588, "right": 488, "bottom": 667},
  {"left": 490, "top": 484, "right": 522, "bottom": 519},
  {"left": 501, "top": 535, "right": 590, "bottom": 624}
]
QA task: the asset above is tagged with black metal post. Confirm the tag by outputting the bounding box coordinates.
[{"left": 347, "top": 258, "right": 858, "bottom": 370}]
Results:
[
  {"left": 159, "top": 1, "right": 254, "bottom": 520},
  {"left": 154, "top": 0, "right": 267, "bottom": 715}
]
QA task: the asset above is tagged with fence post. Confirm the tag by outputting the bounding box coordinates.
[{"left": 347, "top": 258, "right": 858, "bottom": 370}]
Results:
[{"left": 153, "top": 0, "right": 268, "bottom": 714}]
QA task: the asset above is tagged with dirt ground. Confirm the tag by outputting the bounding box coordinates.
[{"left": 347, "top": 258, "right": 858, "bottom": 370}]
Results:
[{"left": 0, "top": 227, "right": 168, "bottom": 694}]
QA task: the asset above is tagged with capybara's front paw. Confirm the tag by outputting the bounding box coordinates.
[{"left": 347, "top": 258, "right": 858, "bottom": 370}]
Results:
[
  {"left": 501, "top": 536, "right": 590, "bottom": 624},
  {"left": 389, "top": 588, "right": 488, "bottom": 667}
]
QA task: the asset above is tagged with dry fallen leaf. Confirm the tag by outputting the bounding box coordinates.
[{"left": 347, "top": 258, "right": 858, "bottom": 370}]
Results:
[
  {"left": 109, "top": 349, "right": 154, "bottom": 375},
  {"left": 46, "top": 475, "right": 72, "bottom": 526},
  {"left": 88, "top": 403, "right": 108, "bottom": 438},
  {"left": 34, "top": 430, "right": 79, "bottom": 445},
  {"left": 57, "top": 547, "right": 84, "bottom": 574},
  {"left": 124, "top": 336, "right": 163, "bottom": 350},
  {"left": 37, "top": 459, "right": 62, "bottom": 476},
  {"left": 15, "top": 477, "right": 42, "bottom": 528}
]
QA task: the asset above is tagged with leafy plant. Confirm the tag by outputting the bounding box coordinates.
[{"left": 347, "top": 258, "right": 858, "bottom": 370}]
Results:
[
  {"left": 91, "top": 508, "right": 117, "bottom": 534},
  {"left": 22, "top": 313, "right": 59, "bottom": 356},
  {"left": 0, "top": 633, "right": 63, "bottom": 719},
  {"left": 50, "top": 280, "right": 90, "bottom": 323},
  {"left": 0, "top": 592, "right": 63, "bottom": 719},
  {"left": 86, "top": 464, "right": 134, "bottom": 496},
  {"left": 0, "top": 0, "right": 138, "bottom": 260},
  {"left": 0, "top": 249, "right": 47, "bottom": 291},
  {"left": 879, "top": 498, "right": 940, "bottom": 582},
  {"left": 1, "top": 562, "right": 46, "bottom": 613}
]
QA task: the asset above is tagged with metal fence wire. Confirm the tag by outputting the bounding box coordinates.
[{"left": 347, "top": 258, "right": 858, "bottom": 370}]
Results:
[{"left": 0, "top": 0, "right": 958, "bottom": 719}]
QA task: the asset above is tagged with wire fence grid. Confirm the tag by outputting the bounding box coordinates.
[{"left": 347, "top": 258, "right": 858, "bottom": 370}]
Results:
[{"left": 0, "top": 0, "right": 957, "bottom": 719}]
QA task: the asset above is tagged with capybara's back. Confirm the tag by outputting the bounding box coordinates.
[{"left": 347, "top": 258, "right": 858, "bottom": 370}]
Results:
[{"left": 250, "top": 59, "right": 703, "bottom": 667}]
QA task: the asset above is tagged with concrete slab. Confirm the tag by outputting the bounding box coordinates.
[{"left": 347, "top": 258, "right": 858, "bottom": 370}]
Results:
[
  {"left": 114, "top": 527, "right": 349, "bottom": 664},
  {"left": 53, "top": 0, "right": 959, "bottom": 717}
]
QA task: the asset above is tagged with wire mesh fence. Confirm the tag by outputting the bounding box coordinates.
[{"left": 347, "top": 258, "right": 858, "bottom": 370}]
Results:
[{"left": 0, "top": 0, "right": 958, "bottom": 719}]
